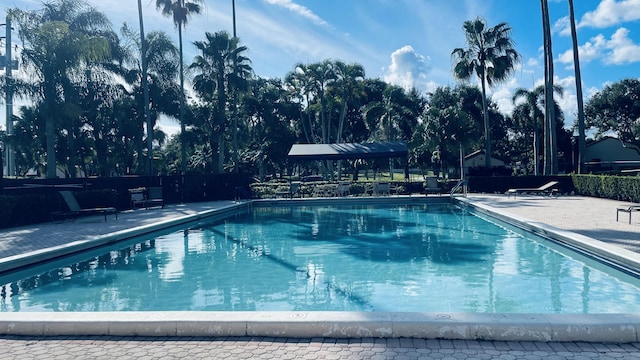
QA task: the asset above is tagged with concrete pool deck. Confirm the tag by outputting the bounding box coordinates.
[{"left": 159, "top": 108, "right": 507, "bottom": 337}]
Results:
[{"left": 1, "top": 194, "right": 640, "bottom": 355}]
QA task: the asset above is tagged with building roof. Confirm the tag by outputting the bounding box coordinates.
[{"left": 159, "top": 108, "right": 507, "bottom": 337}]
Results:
[
  {"left": 288, "top": 142, "right": 408, "bottom": 161},
  {"left": 586, "top": 136, "right": 640, "bottom": 155}
]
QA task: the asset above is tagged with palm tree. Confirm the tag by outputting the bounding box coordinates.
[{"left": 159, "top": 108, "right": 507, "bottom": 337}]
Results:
[
  {"left": 155, "top": 0, "right": 203, "bottom": 174},
  {"left": 12, "top": 0, "right": 113, "bottom": 178},
  {"left": 568, "top": 0, "right": 586, "bottom": 173},
  {"left": 284, "top": 63, "right": 317, "bottom": 144},
  {"left": 242, "top": 77, "right": 297, "bottom": 179},
  {"left": 418, "top": 85, "right": 482, "bottom": 176},
  {"left": 309, "top": 60, "right": 336, "bottom": 146},
  {"left": 452, "top": 17, "right": 520, "bottom": 168},
  {"left": 229, "top": 38, "right": 252, "bottom": 174},
  {"left": 512, "top": 84, "right": 564, "bottom": 175},
  {"left": 363, "top": 84, "right": 413, "bottom": 176},
  {"left": 106, "top": 25, "right": 180, "bottom": 174},
  {"left": 333, "top": 61, "right": 365, "bottom": 144},
  {"left": 190, "top": 31, "right": 252, "bottom": 173},
  {"left": 513, "top": 86, "right": 545, "bottom": 175}
]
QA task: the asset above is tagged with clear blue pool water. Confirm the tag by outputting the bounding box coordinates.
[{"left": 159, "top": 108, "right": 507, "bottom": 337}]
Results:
[{"left": 2, "top": 203, "right": 640, "bottom": 313}]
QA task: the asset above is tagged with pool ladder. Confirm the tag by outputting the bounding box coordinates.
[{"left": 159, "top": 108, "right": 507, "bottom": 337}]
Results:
[
  {"left": 450, "top": 179, "right": 467, "bottom": 199},
  {"left": 234, "top": 186, "right": 253, "bottom": 212}
]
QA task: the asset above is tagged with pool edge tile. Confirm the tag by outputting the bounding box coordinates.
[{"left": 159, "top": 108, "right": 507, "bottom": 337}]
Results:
[{"left": 245, "top": 312, "right": 393, "bottom": 338}]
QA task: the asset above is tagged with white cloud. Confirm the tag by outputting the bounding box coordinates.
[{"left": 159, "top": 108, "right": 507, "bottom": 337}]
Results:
[
  {"left": 555, "top": 76, "right": 579, "bottom": 127},
  {"left": 263, "top": 0, "right": 329, "bottom": 27},
  {"left": 383, "top": 46, "right": 432, "bottom": 91},
  {"left": 607, "top": 27, "right": 640, "bottom": 64},
  {"left": 525, "top": 57, "right": 540, "bottom": 69},
  {"left": 579, "top": 0, "right": 640, "bottom": 28},
  {"left": 558, "top": 34, "right": 607, "bottom": 66},
  {"left": 491, "top": 78, "right": 520, "bottom": 116},
  {"left": 557, "top": 28, "right": 640, "bottom": 67},
  {"left": 554, "top": 16, "right": 572, "bottom": 37}
]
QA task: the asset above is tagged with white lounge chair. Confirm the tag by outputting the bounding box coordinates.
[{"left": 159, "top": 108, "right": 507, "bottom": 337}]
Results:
[{"left": 506, "top": 181, "right": 559, "bottom": 198}]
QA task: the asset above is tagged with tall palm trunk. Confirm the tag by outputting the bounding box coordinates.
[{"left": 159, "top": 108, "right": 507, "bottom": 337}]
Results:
[
  {"left": 45, "top": 87, "right": 58, "bottom": 179},
  {"left": 138, "top": 0, "right": 153, "bottom": 175},
  {"left": 480, "top": 68, "right": 491, "bottom": 169},
  {"left": 541, "top": 0, "right": 557, "bottom": 175},
  {"left": 232, "top": 0, "right": 239, "bottom": 173},
  {"left": 232, "top": 91, "right": 239, "bottom": 173},
  {"left": 569, "top": 0, "right": 586, "bottom": 173},
  {"left": 533, "top": 116, "right": 540, "bottom": 176},
  {"left": 217, "top": 62, "right": 226, "bottom": 174},
  {"left": 178, "top": 25, "right": 187, "bottom": 174}
]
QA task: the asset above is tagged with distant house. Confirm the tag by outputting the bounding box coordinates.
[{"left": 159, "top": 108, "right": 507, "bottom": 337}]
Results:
[
  {"left": 463, "top": 150, "right": 510, "bottom": 176},
  {"left": 584, "top": 137, "right": 640, "bottom": 173},
  {"left": 464, "top": 150, "right": 505, "bottom": 167}
]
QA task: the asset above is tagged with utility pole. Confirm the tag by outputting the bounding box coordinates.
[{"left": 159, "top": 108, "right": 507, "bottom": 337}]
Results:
[{"left": 2, "top": 15, "right": 14, "bottom": 177}]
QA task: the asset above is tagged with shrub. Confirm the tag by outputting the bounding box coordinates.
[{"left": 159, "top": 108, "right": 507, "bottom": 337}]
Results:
[{"left": 571, "top": 174, "right": 640, "bottom": 202}]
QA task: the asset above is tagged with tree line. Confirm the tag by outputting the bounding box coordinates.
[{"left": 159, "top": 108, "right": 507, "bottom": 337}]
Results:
[{"left": 0, "top": 0, "right": 638, "bottom": 180}]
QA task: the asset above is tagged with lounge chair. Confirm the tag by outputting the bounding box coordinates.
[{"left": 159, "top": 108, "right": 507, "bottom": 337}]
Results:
[
  {"left": 276, "top": 181, "right": 301, "bottom": 198},
  {"left": 424, "top": 176, "right": 442, "bottom": 195},
  {"left": 131, "top": 192, "right": 147, "bottom": 209},
  {"left": 145, "top": 187, "right": 165, "bottom": 208},
  {"left": 617, "top": 205, "right": 640, "bottom": 224},
  {"left": 364, "top": 182, "right": 376, "bottom": 196},
  {"left": 336, "top": 182, "right": 350, "bottom": 197},
  {"left": 506, "top": 181, "right": 559, "bottom": 198},
  {"left": 376, "top": 182, "right": 390, "bottom": 196},
  {"left": 54, "top": 191, "right": 118, "bottom": 222},
  {"left": 326, "top": 183, "right": 339, "bottom": 197},
  {"left": 312, "top": 183, "right": 336, "bottom": 197}
]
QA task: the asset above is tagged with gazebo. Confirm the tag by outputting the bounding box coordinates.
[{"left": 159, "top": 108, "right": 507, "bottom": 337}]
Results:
[{"left": 287, "top": 141, "right": 409, "bottom": 179}]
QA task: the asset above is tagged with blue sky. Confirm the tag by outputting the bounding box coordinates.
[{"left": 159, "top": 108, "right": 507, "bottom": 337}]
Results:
[{"left": 2, "top": 0, "right": 640, "bottom": 137}]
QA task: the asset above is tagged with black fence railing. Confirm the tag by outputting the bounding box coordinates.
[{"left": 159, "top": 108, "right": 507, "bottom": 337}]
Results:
[{"left": 1, "top": 173, "right": 252, "bottom": 209}]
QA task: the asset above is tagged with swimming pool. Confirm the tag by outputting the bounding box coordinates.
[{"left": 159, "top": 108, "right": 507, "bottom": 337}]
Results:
[{"left": 2, "top": 202, "right": 640, "bottom": 314}]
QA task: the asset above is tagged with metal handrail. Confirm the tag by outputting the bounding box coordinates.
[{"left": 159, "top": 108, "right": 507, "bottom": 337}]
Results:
[
  {"left": 234, "top": 186, "right": 252, "bottom": 201},
  {"left": 450, "top": 179, "right": 466, "bottom": 198}
]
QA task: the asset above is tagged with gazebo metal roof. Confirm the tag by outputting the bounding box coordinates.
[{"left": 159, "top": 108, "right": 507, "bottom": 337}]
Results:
[{"left": 287, "top": 142, "right": 408, "bottom": 161}]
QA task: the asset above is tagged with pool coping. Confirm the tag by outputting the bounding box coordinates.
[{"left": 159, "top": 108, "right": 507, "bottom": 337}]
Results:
[{"left": 1, "top": 196, "right": 640, "bottom": 342}]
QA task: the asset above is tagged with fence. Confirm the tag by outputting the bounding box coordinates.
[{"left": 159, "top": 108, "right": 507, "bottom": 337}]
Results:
[{"left": 2, "top": 173, "right": 250, "bottom": 200}]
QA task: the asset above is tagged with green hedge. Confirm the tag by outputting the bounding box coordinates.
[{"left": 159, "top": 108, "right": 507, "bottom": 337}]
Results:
[
  {"left": 249, "top": 180, "right": 422, "bottom": 199},
  {"left": 571, "top": 174, "right": 640, "bottom": 202}
]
